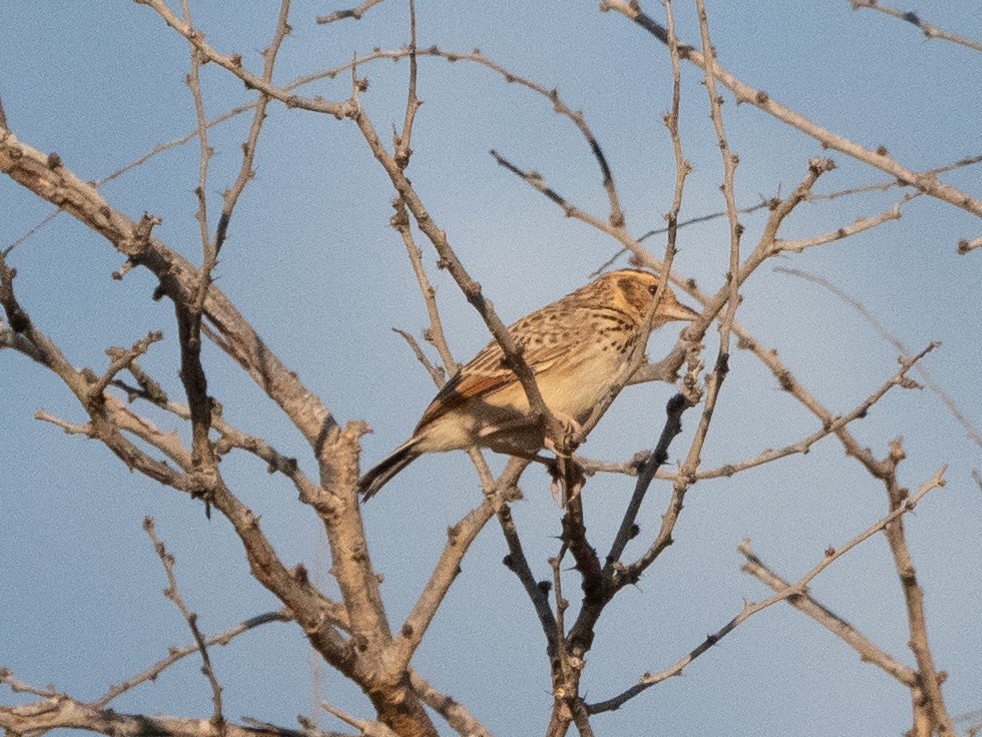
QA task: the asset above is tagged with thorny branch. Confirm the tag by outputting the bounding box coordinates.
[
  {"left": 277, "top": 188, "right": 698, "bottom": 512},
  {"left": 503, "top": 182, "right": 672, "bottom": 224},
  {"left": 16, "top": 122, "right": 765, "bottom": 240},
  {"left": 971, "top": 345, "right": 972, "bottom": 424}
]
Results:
[{"left": 2, "top": 4, "right": 974, "bottom": 735}]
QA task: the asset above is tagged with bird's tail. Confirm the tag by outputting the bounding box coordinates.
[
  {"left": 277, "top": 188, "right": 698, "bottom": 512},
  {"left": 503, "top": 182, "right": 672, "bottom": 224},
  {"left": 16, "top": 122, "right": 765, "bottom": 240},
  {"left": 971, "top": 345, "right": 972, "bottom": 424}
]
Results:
[{"left": 358, "top": 438, "right": 422, "bottom": 500}]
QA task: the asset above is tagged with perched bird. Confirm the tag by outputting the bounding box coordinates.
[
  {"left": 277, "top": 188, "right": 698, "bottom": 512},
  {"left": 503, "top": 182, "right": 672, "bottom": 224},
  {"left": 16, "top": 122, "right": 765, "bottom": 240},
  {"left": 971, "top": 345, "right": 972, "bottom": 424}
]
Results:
[{"left": 359, "top": 269, "right": 698, "bottom": 498}]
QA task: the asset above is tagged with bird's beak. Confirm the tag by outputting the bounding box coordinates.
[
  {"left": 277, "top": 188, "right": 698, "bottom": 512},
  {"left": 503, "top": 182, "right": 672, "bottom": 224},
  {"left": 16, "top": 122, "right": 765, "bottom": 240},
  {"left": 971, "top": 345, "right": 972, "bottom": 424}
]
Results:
[{"left": 662, "top": 300, "right": 700, "bottom": 322}]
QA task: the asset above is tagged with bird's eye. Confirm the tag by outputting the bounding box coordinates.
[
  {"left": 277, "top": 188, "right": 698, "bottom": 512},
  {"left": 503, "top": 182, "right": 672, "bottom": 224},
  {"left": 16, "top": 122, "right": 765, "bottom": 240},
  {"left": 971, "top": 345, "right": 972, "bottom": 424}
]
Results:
[{"left": 648, "top": 283, "right": 659, "bottom": 295}]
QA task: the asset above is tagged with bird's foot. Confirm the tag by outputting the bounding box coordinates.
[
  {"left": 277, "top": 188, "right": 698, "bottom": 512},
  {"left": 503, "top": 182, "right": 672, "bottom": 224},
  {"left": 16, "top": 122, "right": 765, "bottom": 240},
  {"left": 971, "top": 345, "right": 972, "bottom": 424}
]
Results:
[{"left": 543, "top": 412, "right": 583, "bottom": 458}]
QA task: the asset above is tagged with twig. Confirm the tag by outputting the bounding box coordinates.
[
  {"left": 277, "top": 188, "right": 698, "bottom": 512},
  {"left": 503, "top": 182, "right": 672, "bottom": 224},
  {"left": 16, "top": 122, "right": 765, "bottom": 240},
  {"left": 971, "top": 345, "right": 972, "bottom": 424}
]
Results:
[
  {"left": 880, "top": 441, "right": 955, "bottom": 735},
  {"left": 597, "top": 155, "right": 981, "bottom": 270},
  {"left": 498, "top": 502, "right": 560, "bottom": 657},
  {"left": 669, "top": 0, "right": 741, "bottom": 538},
  {"left": 213, "top": 0, "right": 291, "bottom": 256},
  {"left": 848, "top": 1, "right": 982, "bottom": 53},
  {"left": 812, "top": 155, "right": 982, "bottom": 200},
  {"left": 144, "top": 517, "right": 225, "bottom": 728},
  {"left": 773, "top": 199, "right": 907, "bottom": 253},
  {"left": 321, "top": 702, "right": 398, "bottom": 737},
  {"left": 547, "top": 542, "right": 590, "bottom": 734},
  {"left": 0, "top": 692, "right": 333, "bottom": 737},
  {"left": 3, "top": 209, "right": 60, "bottom": 257},
  {"left": 393, "top": 0, "right": 420, "bottom": 171},
  {"left": 604, "top": 393, "right": 689, "bottom": 576},
  {"left": 390, "top": 198, "right": 457, "bottom": 374},
  {"left": 11, "top": 43, "right": 666, "bottom": 255},
  {"left": 0, "top": 670, "right": 61, "bottom": 699},
  {"left": 581, "top": 338, "right": 938, "bottom": 482},
  {"left": 89, "top": 331, "right": 164, "bottom": 402},
  {"left": 134, "top": 0, "right": 355, "bottom": 118},
  {"left": 92, "top": 610, "right": 290, "bottom": 707},
  {"left": 316, "top": 0, "right": 387, "bottom": 25},
  {"left": 392, "top": 328, "right": 443, "bottom": 386},
  {"left": 695, "top": 0, "right": 740, "bottom": 342},
  {"left": 181, "top": 0, "right": 212, "bottom": 267},
  {"left": 639, "top": 198, "right": 768, "bottom": 242},
  {"left": 775, "top": 266, "right": 982, "bottom": 451},
  {"left": 491, "top": 150, "right": 630, "bottom": 255},
  {"left": 170, "top": 3, "right": 219, "bottom": 489}
]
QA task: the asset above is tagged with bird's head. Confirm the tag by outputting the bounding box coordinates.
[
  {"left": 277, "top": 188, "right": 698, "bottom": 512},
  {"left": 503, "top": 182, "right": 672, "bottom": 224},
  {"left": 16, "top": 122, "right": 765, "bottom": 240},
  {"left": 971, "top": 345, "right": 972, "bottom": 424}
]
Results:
[{"left": 604, "top": 269, "right": 700, "bottom": 327}]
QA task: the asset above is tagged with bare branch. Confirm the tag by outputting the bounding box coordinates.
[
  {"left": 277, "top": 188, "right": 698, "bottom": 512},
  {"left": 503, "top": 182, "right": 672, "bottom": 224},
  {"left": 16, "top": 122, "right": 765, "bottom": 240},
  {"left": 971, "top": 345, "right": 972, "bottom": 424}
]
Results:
[
  {"left": 740, "top": 548, "right": 917, "bottom": 687},
  {"left": 0, "top": 691, "right": 325, "bottom": 737},
  {"left": 0, "top": 131, "right": 339, "bottom": 449},
  {"left": 773, "top": 199, "right": 907, "bottom": 253},
  {"left": 392, "top": 328, "right": 444, "bottom": 386},
  {"left": 599, "top": 0, "right": 982, "bottom": 220},
  {"left": 582, "top": 336, "right": 938, "bottom": 483},
  {"left": 9, "top": 44, "right": 633, "bottom": 256},
  {"left": 660, "top": 0, "right": 742, "bottom": 567},
  {"left": 89, "top": 331, "right": 164, "bottom": 401},
  {"left": 498, "top": 502, "right": 560, "bottom": 656},
  {"left": 34, "top": 409, "right": 94, "bottom": 436}
]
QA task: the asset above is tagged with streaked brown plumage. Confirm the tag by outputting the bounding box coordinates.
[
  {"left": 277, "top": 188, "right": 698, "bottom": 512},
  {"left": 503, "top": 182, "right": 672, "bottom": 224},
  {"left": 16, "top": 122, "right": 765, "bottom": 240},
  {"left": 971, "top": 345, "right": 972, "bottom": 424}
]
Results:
[{"left": 359, "top": 269, "right": 698, "bottom": 498}]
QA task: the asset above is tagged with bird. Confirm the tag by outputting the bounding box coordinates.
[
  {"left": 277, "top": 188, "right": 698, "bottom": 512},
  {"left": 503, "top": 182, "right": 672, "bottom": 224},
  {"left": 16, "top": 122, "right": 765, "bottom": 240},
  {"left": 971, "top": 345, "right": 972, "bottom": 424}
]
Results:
[{"left": 358, "top": 269, "right": 698, "bottom": 499}]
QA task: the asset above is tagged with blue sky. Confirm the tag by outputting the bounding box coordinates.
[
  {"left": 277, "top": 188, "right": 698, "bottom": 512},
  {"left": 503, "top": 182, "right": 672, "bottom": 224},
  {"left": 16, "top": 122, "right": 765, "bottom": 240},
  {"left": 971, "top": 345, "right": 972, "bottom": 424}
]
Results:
[{"left": 2, "top": 2, "right": 981, "bottom": 736}]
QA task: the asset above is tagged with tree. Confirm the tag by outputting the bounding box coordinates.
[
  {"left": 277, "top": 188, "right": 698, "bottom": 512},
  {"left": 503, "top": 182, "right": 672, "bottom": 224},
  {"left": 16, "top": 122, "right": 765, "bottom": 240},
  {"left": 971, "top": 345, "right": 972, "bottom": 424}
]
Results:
[{"left": 2, "top": 2, "right": 980, "bottom": 736}]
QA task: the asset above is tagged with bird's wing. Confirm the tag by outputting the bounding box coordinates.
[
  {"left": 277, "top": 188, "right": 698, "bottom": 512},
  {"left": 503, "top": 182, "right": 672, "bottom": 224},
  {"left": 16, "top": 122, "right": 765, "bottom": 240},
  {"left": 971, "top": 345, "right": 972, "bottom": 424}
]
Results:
[{"left": 415, "top": 306, "right": 577, "bottom": 429}]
